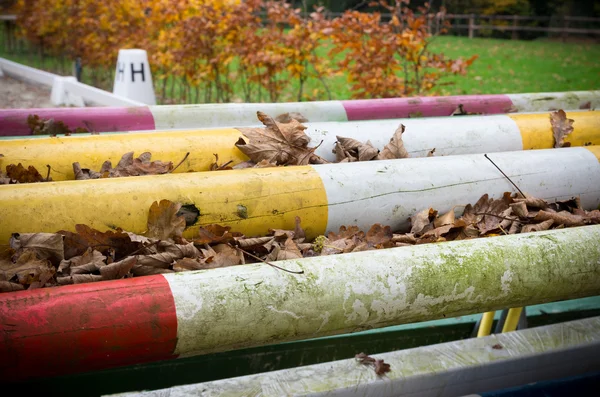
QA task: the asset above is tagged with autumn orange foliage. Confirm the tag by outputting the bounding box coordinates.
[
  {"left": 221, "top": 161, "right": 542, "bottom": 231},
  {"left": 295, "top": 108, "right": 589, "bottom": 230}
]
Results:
[{"left": 14, "top": 0, "right": 476, "bottom": 102}]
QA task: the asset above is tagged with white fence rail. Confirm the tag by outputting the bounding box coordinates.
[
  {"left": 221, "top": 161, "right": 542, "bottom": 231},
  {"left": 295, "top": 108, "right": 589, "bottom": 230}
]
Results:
[{"left": 0, "top": 57, "right": 144, "bottom": 107}]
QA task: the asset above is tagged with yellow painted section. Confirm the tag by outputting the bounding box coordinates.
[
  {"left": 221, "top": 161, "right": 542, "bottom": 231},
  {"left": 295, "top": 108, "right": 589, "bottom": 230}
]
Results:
[
  {"left": 477, "top": 311, "right": 495, "bottom": 337},
  {"left": 0, "top": 166, "right": 328, "bottom": 244},
  {"left": 510, "top": 111, "right": 600, "bottom": 150},
  {"left": 501, "top": 307, "right": 524, "bottom": 333},
  {"left": 586, "top": 146, "right": 600, "bottom": 162},
  {"left": 0, "top": 129, "right": 249, "bottom": 181}
]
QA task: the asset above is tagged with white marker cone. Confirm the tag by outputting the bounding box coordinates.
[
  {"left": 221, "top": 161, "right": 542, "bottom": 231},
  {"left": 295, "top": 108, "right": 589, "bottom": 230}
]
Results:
[{"left": 112, "top": 49, "right": 156, "bottom": 105}]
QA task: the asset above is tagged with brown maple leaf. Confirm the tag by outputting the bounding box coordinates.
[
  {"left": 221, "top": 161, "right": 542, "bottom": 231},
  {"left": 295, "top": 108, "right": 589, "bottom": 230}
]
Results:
[
  {"left": 146, "top": 200, "right": 186, "bottom": 241},
  {"left": 236, "top": 111, "right": 327, "bottom": 166},
  {"left": 550, "top": 110, "right": 574, "bottom": 148},
  {"left": 376, "top": 124, "right": 409, "bottom": 160},
  {"left": 73, "top": 152, "right": 173, "bottom": 180}
]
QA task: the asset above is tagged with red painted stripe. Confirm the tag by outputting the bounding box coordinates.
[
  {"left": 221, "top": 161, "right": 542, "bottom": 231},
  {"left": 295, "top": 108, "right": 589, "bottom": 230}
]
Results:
[
  {"left": 0, "top": 106, "right": 156, "bottom": 136},
  {"left": 342, "top": 94, "right": 514, "bottom": 120},
  {"left": 0, "top": 275, "right": 177, "bottom": 381}
]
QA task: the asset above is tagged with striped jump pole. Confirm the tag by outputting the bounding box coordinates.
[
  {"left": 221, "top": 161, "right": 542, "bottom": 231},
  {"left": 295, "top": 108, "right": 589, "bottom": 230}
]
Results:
[
  {"left": 0, "top": 90, "right": 597, "bottom": 136},
  {"left": 1, "top": 147, "right": 599, "bottom": 243},
  {"left": 1, "top": 225, "right": 600, "bottom": 381},
  {"left": 1, "top": 111, "right": 599, "bottom": 181}
]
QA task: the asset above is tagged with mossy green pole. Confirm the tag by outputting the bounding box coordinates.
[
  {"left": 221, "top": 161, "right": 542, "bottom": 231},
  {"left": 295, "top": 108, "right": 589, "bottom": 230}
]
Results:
[{"left": 2, "top": 226, "right": 600, "bottom": 381}]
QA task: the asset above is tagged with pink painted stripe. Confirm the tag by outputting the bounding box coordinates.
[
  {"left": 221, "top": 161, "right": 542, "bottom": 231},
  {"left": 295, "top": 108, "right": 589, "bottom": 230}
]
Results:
[
  {"left": 0, "top": 106, "right": 156, "bottom": 136},
  {"left": 342, "top": 94, "right": 514, "bottom": 120},
  {"left": 0, "top": 275, "right": 178, "bottom": 381}
]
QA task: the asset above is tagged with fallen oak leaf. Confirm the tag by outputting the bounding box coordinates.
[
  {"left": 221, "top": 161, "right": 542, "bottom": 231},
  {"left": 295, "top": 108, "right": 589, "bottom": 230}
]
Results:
[
  {"left": 146, "top": 199, "right": 186, "bottom": 242},
  {"left": 550, "top": 110, "right": 574, "bottom": 148},
  {"left": 410, "top": 208, "right": 437, "bottom": 235},
  {"left": 236, "top": 111, "right": 327, "bottom": 166},
  {"left": 375, "top": 124, "right": 409, "bottom": 160}
]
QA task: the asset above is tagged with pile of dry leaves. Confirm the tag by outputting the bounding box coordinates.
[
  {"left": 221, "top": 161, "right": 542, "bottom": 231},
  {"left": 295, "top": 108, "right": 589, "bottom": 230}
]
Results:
[{"left": 2, "top": 191, "right": 598, "bottom": 293}]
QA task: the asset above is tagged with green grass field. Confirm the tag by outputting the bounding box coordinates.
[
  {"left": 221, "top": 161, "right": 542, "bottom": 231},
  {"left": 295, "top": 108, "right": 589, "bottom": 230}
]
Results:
[{"left": 1, "top": 35, "right": 599, "bottom": 102}]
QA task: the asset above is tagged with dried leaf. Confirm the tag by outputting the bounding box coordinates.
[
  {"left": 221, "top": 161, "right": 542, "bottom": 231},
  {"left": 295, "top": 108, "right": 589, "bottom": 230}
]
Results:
[
  {"left": 334, "top": 136, "right": 379, "bottom": 162},
  {"left": 254, "top": 159, "right": 278, "bottom": 168},
  {"left": 5, "top": 163, "right": 46, "bottom": 183},
  {"left": 59, "top": 225, "right": 142, "bottom": 260},
  {"left": 3, "top": 251, "right": 55, "bottom": 288},
  {"left": 146, "top": 200, "right": 186, "bottom": 241},
  {"left": 100, "top": 256, "right": 137, "bottom": 280},
  {"left": 67, "top": 249, "right": 107, "bottom": 274},
  {"left": 73, "top": 152, "right": 173, "bottom": 180},
  {"left": 10, "top": 233, "right": 64, "bottom": 266},
  {"left": 513, "top": 196, "right": 548, "bottom": 209},
  {"left": 521, "top": 219, "right": 554, "bottom": 233},
  {"left": 201, "top": 244, "right": 244, "bottom": 269},
  {"left": 0, "top": 281, "right": 25, "bottom": 292},
  {"left": 376, "top": 124, "right": 409, "bottom": 160},
  {"left": 550, "top": 110, "right": 574, "bottom": 148},
  {"left": 365, "top": 224, "right": 393, "bottom": 248},
  {"left": 392, "top": 233, "right": 417, "bottom": 244},
  {"left": 275, "top": 112, "right": 309, "bottom": 123},
  {"left": 434, "top": 208, "right": 456, "bottom": 228},
  {"left": 410, "top": 208, "right": 437, "bottom": 235},
  {"left": 510, "top": 202, "right": 529, "bottom": 218},
  {"left": 57, "top": 274, "right": 104, "bottom": 285},
  {"left": 328, "top": 225, "right": 364, "bottom": 241},
  {"left": 27, "top": 115, "right": 76, "bottom": 136},
  {"left": 173, "top": 257, "right": 209, "bottom": 272},
  {"left": 533, "top": 210, "right": 585, "bottom": 227},
  {"left": 374, "top": 359, "right": 391, "bottom": 376},
  {"left": 276, "top": 238, "right": 304, "bottom": 260},
  {"left": 236, "top": 111, "right": 325, "bottom": 165},
  {"left": 355, "top": 353, "right": 376, "bottom": 364},
  {"left": 192, "top": 224, "right": 243, "bottom": 245}
]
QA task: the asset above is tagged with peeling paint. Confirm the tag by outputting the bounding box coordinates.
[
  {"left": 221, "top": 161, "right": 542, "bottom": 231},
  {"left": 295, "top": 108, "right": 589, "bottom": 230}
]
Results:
[{"left": 164, "top": 225, "right": 600, "bottom": 357}]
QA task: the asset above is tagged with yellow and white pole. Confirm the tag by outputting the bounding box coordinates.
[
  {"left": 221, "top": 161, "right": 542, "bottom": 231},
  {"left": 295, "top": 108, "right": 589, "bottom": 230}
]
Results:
[
  {"left": 0, "top": 111, "right": 598, "bottom": 181},
  {"left": 1, "top": 147, "right": 599, "bottom": 244}
]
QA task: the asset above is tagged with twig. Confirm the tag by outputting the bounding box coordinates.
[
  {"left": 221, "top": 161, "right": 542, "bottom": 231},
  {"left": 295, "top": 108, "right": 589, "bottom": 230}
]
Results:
[
  {"left": 474, "top": 212, "right": 529, "bottom": 223},
  {"left": 170, "top": 152, "right": 190, "bottom": 173},
  {"left": 484, "top": 154, "right": 526, "bottom": 198},
  {"left": 128, "top": 240, "right": 161, "bottom": 256},
  {"left": 45, "top": 165, "right": 51, "bottom": 181},
  {"left": 234, "top": 246, "right": 304, "bottom": 274}
]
